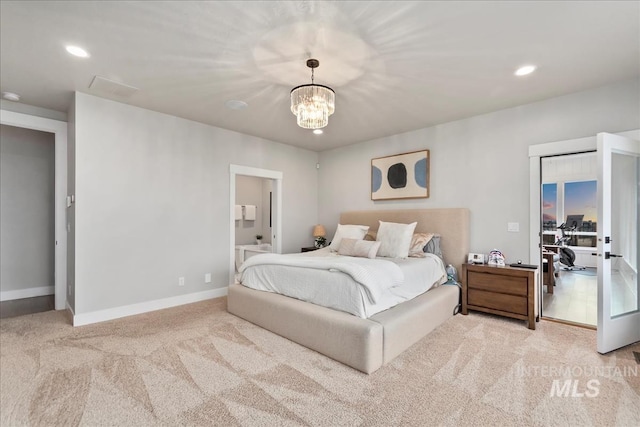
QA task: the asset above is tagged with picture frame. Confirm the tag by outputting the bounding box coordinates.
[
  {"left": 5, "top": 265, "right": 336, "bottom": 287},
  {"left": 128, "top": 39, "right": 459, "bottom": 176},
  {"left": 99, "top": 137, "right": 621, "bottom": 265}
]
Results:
[{"left": 371, "top": 149, "right": 429, "bottom": 201}]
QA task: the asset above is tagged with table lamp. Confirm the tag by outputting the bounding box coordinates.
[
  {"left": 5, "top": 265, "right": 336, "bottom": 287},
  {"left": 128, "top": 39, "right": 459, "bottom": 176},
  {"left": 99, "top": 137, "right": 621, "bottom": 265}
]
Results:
[{"left": 313, "top": 224, "right": 327, "bottom": 248}]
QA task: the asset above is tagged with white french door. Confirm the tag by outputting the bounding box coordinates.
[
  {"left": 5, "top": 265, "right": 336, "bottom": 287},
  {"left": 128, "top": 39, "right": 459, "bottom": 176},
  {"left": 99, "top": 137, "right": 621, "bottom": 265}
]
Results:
[{"left": 596, "top": 132, "right": 640, "bottom": 353}]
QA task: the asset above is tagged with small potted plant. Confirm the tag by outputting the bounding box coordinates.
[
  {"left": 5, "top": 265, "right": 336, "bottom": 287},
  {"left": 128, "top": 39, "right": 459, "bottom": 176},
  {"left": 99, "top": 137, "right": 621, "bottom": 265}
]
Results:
[{"left": 255, "top": 234, "right": 263, "bottom": 244}]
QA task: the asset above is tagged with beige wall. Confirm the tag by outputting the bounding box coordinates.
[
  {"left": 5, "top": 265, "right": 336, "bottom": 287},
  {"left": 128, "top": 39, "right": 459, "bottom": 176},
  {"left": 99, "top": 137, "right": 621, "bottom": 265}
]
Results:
[
  {"left": 72, "top": 93, "right": 318, "bottom": 314},
  {"left": 318, "top": 78, "right": 640, "bottom": 264}
]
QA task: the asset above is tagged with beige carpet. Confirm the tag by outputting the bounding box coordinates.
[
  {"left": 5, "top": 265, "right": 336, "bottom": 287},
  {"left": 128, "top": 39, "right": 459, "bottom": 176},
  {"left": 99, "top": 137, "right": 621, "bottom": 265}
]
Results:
[{"left": 1, "top": 297, "right": 639, "bottom": 426}]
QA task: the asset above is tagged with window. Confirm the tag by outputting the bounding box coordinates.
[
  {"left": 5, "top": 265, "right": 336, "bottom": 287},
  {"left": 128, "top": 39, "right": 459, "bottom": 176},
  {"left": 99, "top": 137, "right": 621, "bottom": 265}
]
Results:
[
  {"left": 541, "top": 180, "right": 597, "bottom": 248},
  {"left": 564, "top": 181, "right": 597, "bottom": 232},
  {"left": 542, "top": 183, "right": 557, "bottom": 231},
  {"left": 563, "top": 180, "right": 597, "bottom": 247}
]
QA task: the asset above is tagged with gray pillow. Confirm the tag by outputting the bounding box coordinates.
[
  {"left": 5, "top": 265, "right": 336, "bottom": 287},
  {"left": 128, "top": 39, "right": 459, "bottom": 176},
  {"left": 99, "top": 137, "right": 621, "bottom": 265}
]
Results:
[{"left": 423, "top": 234, "right": 443, "bottom": 259}]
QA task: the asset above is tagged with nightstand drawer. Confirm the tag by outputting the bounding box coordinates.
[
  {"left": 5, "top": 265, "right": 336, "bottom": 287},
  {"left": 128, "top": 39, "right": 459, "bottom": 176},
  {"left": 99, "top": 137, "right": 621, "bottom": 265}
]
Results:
[
  {"left": 468, "top": 289, "right": 527, "bottom": 315},
  {"left": 467, "top": 271, "right": 527, "bottom": 296},
  {"left": 462, "top": 263, "right": 537, "bottom": 329}
]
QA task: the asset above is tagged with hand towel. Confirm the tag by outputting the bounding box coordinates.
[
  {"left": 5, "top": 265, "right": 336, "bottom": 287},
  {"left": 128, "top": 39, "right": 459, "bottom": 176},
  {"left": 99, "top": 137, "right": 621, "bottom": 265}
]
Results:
[{"left": 244, "top": 205, "right": 256, "bottom": 220}]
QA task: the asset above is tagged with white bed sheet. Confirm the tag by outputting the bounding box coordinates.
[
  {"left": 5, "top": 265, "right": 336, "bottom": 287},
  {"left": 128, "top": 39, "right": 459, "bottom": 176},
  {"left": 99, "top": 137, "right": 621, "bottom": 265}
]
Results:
[{"left": 238, "top": 247, "right": 447, "bottom": 318}]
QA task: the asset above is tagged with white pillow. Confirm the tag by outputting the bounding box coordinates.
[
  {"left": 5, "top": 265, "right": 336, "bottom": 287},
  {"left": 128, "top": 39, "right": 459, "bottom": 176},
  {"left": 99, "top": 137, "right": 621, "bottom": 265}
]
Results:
[
  {"left": 376, "top": 221, "right": 417, "bottom": 258},
  {"left": 329, "top": 224, "right": 370, "bottom": 251},
  {"left": 338, "top": 238, "right": 381, "bottom": 259}
]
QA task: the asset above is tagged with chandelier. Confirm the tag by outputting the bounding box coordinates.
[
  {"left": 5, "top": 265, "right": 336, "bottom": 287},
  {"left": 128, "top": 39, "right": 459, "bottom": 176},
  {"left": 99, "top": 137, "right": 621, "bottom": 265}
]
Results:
[{"left": 290, "top": 59, "right": 335, "bottom": 129}]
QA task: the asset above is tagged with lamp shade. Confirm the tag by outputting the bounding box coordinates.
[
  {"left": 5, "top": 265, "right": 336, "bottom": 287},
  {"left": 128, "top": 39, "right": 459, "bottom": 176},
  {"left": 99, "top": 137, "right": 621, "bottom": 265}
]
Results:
[{"left": 312, "top": 224, "right": 326, "bottom": 237}]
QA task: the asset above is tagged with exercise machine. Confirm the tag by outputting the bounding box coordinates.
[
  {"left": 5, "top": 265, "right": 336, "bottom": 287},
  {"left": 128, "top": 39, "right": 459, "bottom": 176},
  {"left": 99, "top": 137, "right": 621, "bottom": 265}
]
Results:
[{"left": 554, "top": 221, "right": 586, "bottom": 271}]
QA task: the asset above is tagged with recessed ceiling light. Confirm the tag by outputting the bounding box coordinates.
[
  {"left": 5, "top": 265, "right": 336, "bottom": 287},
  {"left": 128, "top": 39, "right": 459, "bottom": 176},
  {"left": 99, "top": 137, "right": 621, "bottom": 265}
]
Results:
[
  {"left": 313, "top": 129, "right": 323, "bottom": 135},
  {"left": 2, "top": 91, "right": 20, "bottom": 102},
  {"left": 225, "top": 100, "right": 248, "bottom": 110},
  {"left": 515, "top": 65, "right": 536, "bottom": 76},
  {"left": 65, "top": 45, "right": 90, "bottom": 58}
]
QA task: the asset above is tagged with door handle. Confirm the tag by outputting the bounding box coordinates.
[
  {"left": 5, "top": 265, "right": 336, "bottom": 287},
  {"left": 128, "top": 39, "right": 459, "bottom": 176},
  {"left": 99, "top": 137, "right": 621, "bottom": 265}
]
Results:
[{"left": 603, "top": 252, "right": 623, "bottom": 259}]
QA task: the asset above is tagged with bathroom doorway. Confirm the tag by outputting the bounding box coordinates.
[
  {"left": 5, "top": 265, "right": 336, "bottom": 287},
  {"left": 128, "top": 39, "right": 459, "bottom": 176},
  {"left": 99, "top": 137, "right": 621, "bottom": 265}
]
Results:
[
  {"left": 234, "top": 175, "right": 273, "bottom": 275},
  {"left": 229, "top": 165, "right": 282, "bottom": 286}
]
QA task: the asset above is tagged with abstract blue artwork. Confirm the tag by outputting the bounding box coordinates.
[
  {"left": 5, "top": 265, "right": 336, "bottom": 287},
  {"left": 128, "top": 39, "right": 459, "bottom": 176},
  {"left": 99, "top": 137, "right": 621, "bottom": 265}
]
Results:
[{"left": 371, "top": 150, "right": 429, "bottom": 200}]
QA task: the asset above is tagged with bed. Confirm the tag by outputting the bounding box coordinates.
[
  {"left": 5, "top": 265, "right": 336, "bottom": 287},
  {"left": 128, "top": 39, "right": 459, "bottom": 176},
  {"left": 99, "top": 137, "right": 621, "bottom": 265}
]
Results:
[{"left": 227, "top": 208, "right": 470, "bottom": 374}]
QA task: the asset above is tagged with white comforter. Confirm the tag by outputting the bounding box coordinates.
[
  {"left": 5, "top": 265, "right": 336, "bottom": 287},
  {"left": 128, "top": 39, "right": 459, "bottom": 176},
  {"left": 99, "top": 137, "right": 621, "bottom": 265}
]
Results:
[
  {"left": 238, "top": 248, "right": 448, "bottom": 318},
  {"left": 239, "top": 252, "right": 403, "bottom": 303}
]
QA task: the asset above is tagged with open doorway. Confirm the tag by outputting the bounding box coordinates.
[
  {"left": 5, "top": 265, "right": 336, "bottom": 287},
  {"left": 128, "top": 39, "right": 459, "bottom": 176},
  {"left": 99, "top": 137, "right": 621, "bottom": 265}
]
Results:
[
  {"left": 0, "top": 125, "right": 55, "bottom": 318},
  {"left": 229, "top": 165, "right": 282, "bottom": 286},
  {"left": 234, "top": 175, "right": 273, "bottom": 278},
  {"left": 0, "top": 110, "right": 67, "bottom": 312},
  {"left": 530, "top": 130, "right": 639, "bottom": 332},
  {"left": 540, "top": 152, "right": 598, "bottom": 326}
]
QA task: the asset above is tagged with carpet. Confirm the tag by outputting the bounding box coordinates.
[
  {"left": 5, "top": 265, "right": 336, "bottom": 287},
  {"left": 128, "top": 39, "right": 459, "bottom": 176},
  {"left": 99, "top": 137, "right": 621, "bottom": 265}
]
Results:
[{"left": 1, "top": 297, "right": 639, "bottom": 426}]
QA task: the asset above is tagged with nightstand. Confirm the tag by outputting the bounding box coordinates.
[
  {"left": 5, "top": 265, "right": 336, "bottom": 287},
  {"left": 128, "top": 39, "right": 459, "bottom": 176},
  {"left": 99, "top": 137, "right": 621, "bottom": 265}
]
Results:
[
  {"left": 301, "top": 246, "right": 318, "bottom": 253},
  {"left": 461, "top": 263, "right": 538, "bottom": 330}
]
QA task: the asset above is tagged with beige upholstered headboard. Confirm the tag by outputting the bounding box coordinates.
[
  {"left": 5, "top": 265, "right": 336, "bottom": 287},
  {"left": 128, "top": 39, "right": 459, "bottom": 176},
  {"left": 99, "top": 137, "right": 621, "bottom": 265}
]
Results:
[{"left": 340, "top": 208, "right": 470, "bottom": 275}]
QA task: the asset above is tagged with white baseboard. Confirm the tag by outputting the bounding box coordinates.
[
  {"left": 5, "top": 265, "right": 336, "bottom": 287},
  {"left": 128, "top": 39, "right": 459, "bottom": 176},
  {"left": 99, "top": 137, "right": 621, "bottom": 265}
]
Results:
[
  {"left": 72, "top": 287, "right": 228, "bottom": 327},
  {"left": 66, "top": 300, "right": 75, "bottom": 316},
  {"left": 0, "top": 286, "right": 54, "bottom": 302}
]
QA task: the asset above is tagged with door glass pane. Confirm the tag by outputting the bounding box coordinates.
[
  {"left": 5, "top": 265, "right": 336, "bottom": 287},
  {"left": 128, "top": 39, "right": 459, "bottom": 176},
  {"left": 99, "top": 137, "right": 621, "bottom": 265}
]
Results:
[{"left": 610, "top": 152, "right": 639, "bottom": 317}]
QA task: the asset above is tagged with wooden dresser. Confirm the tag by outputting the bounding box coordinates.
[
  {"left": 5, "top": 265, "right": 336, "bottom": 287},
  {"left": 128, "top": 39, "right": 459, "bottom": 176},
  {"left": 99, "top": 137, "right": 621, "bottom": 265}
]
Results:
[{"left": 461, "top": 263, "right": 538, "bottom": 330}]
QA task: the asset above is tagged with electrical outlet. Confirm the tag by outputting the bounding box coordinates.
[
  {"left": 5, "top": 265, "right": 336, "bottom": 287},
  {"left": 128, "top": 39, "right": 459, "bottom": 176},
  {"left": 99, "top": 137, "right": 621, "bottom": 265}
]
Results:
[
  {"left": 507, "top": 222, "right": 520, "bottom": 232},
  {"left": 179, "top": 277, "right": 185, "bottom": 287},
  {"left": 205, "top": 273, "right": 212, "bottom": 283}
]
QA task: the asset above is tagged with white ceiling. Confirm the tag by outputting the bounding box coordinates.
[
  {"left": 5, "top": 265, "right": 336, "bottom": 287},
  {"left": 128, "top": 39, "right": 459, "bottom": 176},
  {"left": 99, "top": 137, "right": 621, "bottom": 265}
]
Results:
[{"left": 1, "top": 1, "right": 639, "bottom": 151}]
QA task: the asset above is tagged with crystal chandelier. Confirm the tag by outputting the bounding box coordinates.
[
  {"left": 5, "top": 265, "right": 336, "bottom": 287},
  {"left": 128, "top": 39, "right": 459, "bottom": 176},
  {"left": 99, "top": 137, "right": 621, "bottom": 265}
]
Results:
[{"left": 290, "top": 59, "right": 335, "bottom": 129}]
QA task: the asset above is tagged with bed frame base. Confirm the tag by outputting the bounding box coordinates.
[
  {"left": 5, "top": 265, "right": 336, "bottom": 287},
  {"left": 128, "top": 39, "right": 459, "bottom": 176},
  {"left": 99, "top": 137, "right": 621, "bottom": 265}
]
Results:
[{"left": 227, "top": 283, "right": 459, "bottom": 374}]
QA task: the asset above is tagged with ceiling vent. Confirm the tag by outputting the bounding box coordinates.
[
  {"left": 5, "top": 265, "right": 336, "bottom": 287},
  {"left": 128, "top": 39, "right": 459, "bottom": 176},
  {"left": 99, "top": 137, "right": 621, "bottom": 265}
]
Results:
[{"left": 88, "top": 76, "right": 139, "bottom": 98}]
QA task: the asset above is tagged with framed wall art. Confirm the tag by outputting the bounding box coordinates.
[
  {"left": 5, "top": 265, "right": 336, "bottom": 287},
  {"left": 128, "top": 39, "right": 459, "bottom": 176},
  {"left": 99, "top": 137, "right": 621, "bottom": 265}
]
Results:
[{"left": 371, "top": 149, "right": 429, "bottom": 201}]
